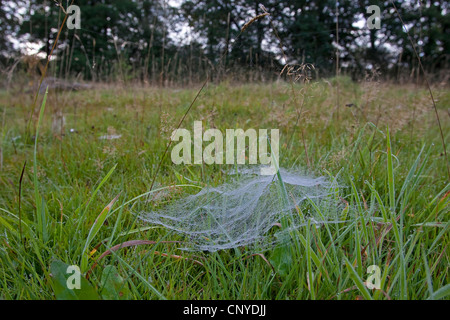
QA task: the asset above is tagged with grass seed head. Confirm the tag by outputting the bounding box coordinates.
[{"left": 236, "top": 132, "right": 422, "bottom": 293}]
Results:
[{"left": 241, "top": 13, "right": 270, "bottom": 33}]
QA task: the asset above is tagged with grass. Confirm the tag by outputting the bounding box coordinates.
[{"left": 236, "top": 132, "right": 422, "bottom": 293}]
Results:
[{"left": 0, "top": 78, "right": 448, "bottom": 300}]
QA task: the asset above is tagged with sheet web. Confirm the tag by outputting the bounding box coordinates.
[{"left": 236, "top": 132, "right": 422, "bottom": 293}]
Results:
[{"left": 138, "top": 167, "right": 345, "bottom": 251}]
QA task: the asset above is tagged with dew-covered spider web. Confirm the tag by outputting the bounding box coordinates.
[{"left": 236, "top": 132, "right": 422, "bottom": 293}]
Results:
[{"left": 137, "top": 167, "right": 347, "bottom": 252}]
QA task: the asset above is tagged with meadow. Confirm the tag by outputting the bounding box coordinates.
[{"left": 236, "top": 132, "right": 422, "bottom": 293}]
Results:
[{"left": 0, "top": 76, "right": 448, "bottom": 300}]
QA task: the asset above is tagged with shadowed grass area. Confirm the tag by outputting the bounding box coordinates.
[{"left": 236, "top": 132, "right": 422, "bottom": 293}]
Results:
[{"left": 0, "top": 79, "right": 448, "bottom": 299}]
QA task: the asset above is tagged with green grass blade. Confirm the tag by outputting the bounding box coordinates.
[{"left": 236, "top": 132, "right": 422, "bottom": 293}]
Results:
[
  {"left": 81, "top": 193, "right": 120, "bottom": 272},
  {"left": 344, "top": 256, "right": 373, "bottom": 300}
]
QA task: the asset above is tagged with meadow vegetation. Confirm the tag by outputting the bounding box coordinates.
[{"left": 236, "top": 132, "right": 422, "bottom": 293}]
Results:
[{"left": 0, "top": 76, "right": 448, "bottom": 299}]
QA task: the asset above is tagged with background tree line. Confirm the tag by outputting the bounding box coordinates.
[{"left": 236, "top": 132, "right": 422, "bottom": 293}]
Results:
[{"left": 0, "top": 0, "right": 448, "bottom": 85}]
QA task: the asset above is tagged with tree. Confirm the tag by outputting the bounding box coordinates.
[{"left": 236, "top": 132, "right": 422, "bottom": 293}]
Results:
[
  {"left": 0, "top": 0, "right": 27, "bottom": 59},
  {"left": 18, "top": 0, "right": 174, "bottom": 81}
]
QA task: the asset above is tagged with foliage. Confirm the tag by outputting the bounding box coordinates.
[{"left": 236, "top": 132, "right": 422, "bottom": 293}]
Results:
[
  {"left": 0, "top": 0, "right": 447, "bottom": 81},
  {"left": 0, "top": 81, "right": 448, "bottom": 299}
]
